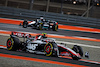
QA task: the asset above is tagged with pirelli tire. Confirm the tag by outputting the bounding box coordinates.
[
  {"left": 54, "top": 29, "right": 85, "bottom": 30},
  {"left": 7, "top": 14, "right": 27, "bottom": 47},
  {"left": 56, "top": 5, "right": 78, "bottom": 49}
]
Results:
[
  {"left": 39, "top": 23, "right": 43, "bottom": 30},
  {"left": 23, "top": 21, "right": 28, "bottom": 28},
  {"left": 6, "top": 37, "right": 20, "bottom": 51},
  {"left": 44, "top": 42, "right": 58, "bottom": 57},
  {"left": 52, "top": 24, "right": 58, "bottom": 31},
  {"left": 72, "top": 45, "right": 83, "bottom": 57}
]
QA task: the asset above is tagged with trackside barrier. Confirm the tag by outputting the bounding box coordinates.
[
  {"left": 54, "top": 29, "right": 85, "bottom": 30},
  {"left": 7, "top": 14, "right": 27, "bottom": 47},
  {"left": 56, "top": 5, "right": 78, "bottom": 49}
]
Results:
[{"left": 0, "top": 6, "right": 100, "bottom": 27}]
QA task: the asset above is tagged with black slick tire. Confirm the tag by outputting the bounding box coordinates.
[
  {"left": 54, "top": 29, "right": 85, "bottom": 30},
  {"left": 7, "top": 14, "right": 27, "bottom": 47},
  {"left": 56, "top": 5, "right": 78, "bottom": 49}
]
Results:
[
  {"left": 23, "top": 21, "right": 28, "bottom": 28},
  {"left": 72, "top": 45, "right": 83, "bottom": 57},
  {"left": 52, "top": 24, "right": 58, "bottom": 31},
  {"left": 6, "top": 37, "right": 20, "bottom": 51}
]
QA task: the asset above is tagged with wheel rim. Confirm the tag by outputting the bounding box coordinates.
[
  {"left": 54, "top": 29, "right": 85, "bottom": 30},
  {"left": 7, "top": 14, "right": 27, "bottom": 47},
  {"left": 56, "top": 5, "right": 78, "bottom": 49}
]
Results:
[
  {"left": 46, "top": 46, "right": 51, "bottom": 53},
  {"left": 24, "top": 24, "right": 27, "bottom": 27},
  {"left": 7, "top": 38, "right": 14, "bottom": 50},
  {"left": 44, "top": 43, "right": 53, "bottom": 56},
  {"left": 39, "top": 24, "right": 42, "bottom": 30},
  {"left": 55, "top": 25, "right": 58, "bottom": 31},
  {"left": 7, "top": 40, "right": 12, "bottom": 47}
]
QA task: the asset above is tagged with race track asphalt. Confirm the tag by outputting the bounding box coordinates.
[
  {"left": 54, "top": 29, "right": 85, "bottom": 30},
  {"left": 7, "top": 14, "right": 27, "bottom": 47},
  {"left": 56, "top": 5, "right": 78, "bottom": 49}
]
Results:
[
  {"left": 0, "top": 23, "right": 100, "bottom": 39},
  {"left": 0, "top": 23, "right": 100, "bottom": 67},
  {"left": 0, "top": 48, "right": 100, "bottom": 67}
]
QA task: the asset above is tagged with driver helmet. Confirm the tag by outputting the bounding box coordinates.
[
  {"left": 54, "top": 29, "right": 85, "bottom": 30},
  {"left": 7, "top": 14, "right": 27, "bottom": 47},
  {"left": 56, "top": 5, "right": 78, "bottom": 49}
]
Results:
[
  {"left": 36, "top": 19, "right": 39, "bottom": 22},
  {"left": 36, "top": 33, "right": 47, "bottom": 40},
  {"left": 40, "top": 16, "right": 44, "bottom": 21},
  {"left": 42, "top": 33, "right": 47, "bottom": 38}
]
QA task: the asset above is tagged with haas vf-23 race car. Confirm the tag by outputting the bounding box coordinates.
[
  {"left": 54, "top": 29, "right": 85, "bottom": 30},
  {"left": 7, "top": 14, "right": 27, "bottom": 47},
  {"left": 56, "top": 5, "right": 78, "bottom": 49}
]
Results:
[
  {"left": 20, "top": 17, "right": 58, "bottom": 31},
  {"left": 7, "top": 32, "right": 83, "bottom": 60}
]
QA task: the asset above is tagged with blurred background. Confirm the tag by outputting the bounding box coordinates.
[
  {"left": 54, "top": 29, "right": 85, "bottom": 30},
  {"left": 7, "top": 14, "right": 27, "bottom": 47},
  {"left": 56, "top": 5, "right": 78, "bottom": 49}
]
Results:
[{"left": 0, "top": 0, "right": 100, "bottom": 19}]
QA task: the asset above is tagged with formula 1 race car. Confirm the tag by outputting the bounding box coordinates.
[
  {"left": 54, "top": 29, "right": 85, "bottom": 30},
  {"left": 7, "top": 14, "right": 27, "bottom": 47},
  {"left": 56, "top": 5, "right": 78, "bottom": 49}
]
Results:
[
  {"left": 20, "top": 17, "right": 58, "bottom": 31},
  {"left": 7, "top": 32, "right": 83, "bottom": 60}
]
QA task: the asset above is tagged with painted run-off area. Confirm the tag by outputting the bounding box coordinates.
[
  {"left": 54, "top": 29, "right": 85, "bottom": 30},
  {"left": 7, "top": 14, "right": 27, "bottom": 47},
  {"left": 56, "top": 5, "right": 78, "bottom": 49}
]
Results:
[
  {"left": 0, "top": 53, "right": 89, "bottom": 67},
  {"left": 0, "top": 18, "right": 100, "bottom": 33},
  {"left": 0, "top": 18, "right": 100, "bottom": 67},
  {"left": 0, "top": 30, "right": 100, "bottom": 42}
]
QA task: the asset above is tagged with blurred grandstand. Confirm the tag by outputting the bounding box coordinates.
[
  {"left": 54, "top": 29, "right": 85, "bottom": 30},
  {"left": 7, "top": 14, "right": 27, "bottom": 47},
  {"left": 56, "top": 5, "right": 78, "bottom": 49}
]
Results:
[{"left": 0, "top": 0, "right": 100, "bottom": 19}]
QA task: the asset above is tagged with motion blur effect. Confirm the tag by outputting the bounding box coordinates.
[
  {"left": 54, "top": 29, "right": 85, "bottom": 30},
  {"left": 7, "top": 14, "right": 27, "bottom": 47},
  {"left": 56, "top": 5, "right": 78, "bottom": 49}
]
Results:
[
  {"left": 0, "top": 0, "right": 100, "bottom": 67},
  {"left": 0, "top": 0, "right": 100, "bottom": 18}
]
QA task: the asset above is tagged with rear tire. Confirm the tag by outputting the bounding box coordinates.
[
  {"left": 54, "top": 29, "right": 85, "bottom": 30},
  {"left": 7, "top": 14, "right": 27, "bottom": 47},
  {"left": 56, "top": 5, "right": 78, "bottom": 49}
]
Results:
[
  {"left": 7, "top": 37, "right": 20, "bottom": 51},
  {"left": 52, "top": 24, "right": 58, "bottom": 31},
  {"left": 23, "top": 21, "right": 28, "bottom": 28}
]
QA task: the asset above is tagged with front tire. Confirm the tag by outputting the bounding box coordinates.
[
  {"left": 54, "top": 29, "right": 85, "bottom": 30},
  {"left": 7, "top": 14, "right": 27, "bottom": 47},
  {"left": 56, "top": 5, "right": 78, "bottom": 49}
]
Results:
[
  {"left": 72, "top": 45, "right": 83, "bottom": 57},
  {"left": 39, "top": 23, "right": 43, "bottom": 30},
  {"left": 44, "top": 43, "right": 58, "bottom": 57}
]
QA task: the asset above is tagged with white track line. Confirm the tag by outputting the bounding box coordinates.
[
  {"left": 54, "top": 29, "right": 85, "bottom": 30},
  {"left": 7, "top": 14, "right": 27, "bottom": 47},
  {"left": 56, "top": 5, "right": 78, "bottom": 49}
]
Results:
[
  {"left": 56, "top": 41, "right": 100, "bottom": 49},
  {"left": 0, "top": 46, "right": 7, "bottom": 49},
  {"left": 0, "top": 33, "right": 9, "bottom": 36},
  {"left": 0, "top": 32, "right": 100, "bottom": 49}
]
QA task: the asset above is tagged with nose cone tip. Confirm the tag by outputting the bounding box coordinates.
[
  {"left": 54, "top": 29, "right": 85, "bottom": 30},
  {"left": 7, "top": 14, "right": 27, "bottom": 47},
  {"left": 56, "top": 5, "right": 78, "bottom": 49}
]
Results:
[{"left": 85, "top": 52, "right": 89, "bottom": 58}]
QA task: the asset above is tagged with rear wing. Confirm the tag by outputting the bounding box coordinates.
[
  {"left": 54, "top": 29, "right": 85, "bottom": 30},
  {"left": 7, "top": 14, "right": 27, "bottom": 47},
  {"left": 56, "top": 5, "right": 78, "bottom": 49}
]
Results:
[{"left": 11, "top": 31, "right": 31, "bottom": 38}]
